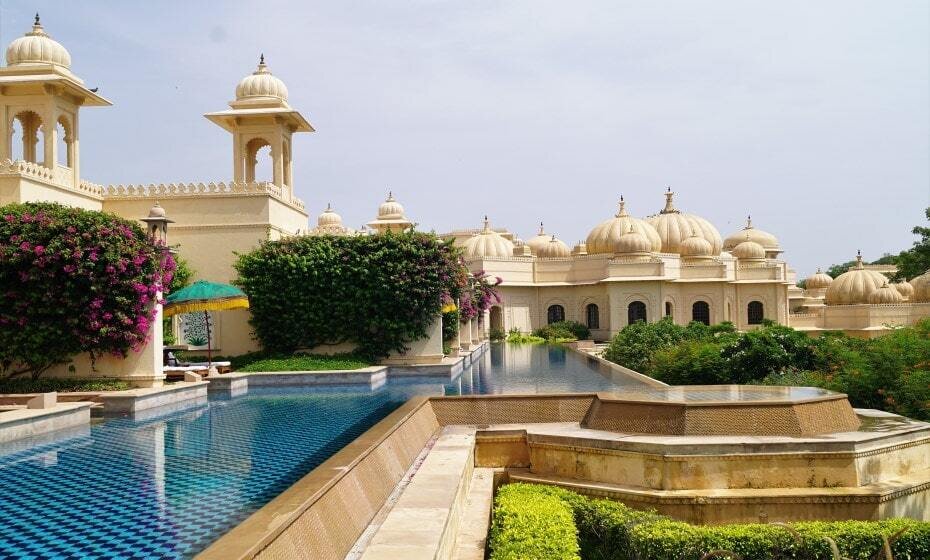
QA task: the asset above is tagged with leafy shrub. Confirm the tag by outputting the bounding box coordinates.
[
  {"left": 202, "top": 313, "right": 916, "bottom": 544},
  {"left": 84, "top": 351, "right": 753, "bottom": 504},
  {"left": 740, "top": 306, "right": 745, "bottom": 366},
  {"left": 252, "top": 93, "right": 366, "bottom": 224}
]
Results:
[
  {"left": 0, "top": 202, "right": 175, "bottom": 379},
  {"left": 605, "top": 318, "right": 930, "bottom": 420},
  {"left": 492, "top": 484, "right": 930, "bottom": 560},
  {"left": 649, "top": 341, "right": 729, "bottom": 385},
  {"left": 0, "top": 377, "right": 130, "bottom": 393},
  {"left": 603, "top": 319, "right": 698, "bottom": 372},
  {"left": 534, "top": 320, "right": 591, "bottom": 342},
  {"left": 489, "top": 327, "right": 506, "bottom": 342},
  {"left": 506, "top": 328, "right": 546, "bottom": 344},
  {"left": 442, "top": 309, "right": 460, "bottom": 344},
  {"left": 718, "top": 322, "right": 818, "bottom": 383},
  {"left": 488, "top": 483, "right": 581, "bottom": 560},
  {"left": 235, "top": 232, "right": 466, "bottom": 361}
]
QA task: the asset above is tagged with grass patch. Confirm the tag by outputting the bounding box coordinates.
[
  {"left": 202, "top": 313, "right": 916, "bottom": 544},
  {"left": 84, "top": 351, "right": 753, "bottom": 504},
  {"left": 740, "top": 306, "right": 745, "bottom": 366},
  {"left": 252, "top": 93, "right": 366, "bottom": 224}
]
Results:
[
  {"left": 0, "top": 377, "right": 130, "bottom": 393},
  {"left": 235, "top": 353, "right": 371, "bottom": 372},
  {"left": 180, "top": 351, "right": 372, "bottom": 372}
]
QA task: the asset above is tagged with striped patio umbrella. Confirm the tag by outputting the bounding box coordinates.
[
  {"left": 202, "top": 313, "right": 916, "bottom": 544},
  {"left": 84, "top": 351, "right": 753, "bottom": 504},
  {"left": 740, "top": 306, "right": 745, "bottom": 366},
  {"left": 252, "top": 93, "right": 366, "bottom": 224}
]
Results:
[{"left": 163, "top": 280, "right": 249, "bottom": 366}]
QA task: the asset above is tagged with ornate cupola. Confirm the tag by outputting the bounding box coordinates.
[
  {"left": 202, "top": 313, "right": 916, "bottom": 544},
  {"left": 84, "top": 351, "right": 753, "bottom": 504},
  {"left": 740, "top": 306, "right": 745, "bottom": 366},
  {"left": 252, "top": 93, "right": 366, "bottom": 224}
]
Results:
[
  {"left": 0, "top": 14, "right": 111, "bottom": 191},
  {"left": 204, "top": 54, "right": 313, "bottom": 201}
]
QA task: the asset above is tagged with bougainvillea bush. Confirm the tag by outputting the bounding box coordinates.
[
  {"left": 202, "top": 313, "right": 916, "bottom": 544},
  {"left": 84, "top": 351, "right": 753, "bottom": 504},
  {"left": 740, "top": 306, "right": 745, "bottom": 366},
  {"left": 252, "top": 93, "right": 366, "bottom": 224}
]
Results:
[
  {"left": 235, "top": 232, "right": 467, "bottom": 361},
  {"left": 0, "top": 202, "right": 175, "bottom": 379},
  {"left": 459, "top": 268, "right": 502, "bottom": 322}
]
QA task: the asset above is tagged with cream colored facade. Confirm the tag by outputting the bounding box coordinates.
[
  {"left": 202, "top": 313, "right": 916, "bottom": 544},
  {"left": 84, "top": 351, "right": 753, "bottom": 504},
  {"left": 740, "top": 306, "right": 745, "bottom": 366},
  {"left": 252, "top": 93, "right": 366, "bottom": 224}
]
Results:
[
  {"left": 790, "top": 254, "right": 930, "bottom": 338},
  {"left": 0, "top": 19, "right": 310, "bottom": 360},
  {"left": 444, "top": 196, "right": 793, "bottom": 340},
  {"left": 1, "top": 15, "right": 927, "bottom": 386}
]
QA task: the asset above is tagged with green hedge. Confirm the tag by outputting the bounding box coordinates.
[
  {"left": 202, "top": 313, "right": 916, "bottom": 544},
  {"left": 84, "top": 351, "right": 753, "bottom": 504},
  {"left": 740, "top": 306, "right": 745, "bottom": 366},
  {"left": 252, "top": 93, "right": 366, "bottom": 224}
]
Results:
[
  {"left": 489, "top": 483, "right": 581, "bottom": 560},
  {"left": 491, "top": 484, "right": 930, "bottom": 560},
  {"left": 235, "top": 232, "right": 465, "bottom": 361}
]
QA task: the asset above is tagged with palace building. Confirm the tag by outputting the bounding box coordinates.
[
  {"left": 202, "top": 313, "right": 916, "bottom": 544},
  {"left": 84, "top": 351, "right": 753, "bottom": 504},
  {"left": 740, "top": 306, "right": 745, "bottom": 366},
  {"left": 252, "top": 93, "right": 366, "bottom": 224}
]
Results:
[{"left": 0, "top": 13, "right": 928, "bottom": 385}]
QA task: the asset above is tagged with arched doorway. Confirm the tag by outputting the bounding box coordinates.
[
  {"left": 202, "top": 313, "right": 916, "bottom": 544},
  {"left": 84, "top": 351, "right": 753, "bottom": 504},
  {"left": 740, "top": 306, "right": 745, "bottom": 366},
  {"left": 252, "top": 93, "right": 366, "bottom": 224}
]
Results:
[
  {"left": 747, "top": 301, "right": 764, "bottom": 325},
  {"left": 547, "top": 304, "right": 565, "bottom": 324},
  {"left": 627, "top": 301, "right": 647, "bottom": 325},
  {"left": 692, "top": 301, "right": 710, "bottom": 325},
  {"left": 489, "top": 306, "right": 503, "bottom": 331}
]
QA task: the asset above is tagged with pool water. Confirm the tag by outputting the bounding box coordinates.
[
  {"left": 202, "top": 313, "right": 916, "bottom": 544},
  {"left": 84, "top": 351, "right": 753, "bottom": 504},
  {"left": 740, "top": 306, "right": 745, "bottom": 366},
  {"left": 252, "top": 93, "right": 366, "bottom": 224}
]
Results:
[{"left": 0, "top": 344, "right": 648, "bottom": 559}]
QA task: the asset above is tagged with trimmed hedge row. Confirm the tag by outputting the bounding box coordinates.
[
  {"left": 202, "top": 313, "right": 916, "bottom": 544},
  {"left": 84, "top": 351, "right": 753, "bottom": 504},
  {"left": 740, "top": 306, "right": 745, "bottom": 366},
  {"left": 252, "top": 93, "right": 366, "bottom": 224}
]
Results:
[
  {"left": 489, "top": 483, "right": 580, "bottom": 560},
  {"left": 488, "top": 483, "right": 930, "bottom": 560}
]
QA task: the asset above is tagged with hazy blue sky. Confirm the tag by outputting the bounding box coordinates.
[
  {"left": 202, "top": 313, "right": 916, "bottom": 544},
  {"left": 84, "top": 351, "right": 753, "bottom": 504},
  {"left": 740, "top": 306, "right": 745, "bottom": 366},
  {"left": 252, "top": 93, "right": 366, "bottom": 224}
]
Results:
[{"left": 2, "top": 1, "right": 927, "bottom": 276}]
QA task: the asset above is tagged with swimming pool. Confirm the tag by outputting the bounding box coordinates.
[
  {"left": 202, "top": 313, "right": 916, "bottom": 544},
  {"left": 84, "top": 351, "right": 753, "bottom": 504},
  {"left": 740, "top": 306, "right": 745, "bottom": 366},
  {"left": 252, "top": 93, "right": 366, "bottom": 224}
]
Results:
[{"left": 0, "top": 344, "right": 648, "bottom": 559}]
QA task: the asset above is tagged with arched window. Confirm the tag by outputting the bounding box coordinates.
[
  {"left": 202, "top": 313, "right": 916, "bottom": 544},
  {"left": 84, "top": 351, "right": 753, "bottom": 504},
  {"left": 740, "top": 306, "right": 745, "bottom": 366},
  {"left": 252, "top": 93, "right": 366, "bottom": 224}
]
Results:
[
  {"left": 747, "top": 301, "right": 764, "bottom": 325},
  {"left": 13, "top": 111, "right": 43, "bottom": 164},
  {"left": 664, "top": 301, "right": 673, "bottom": 318},
  {"left": 627, "top": 301, "right": 647, "bottom": 325},
  {"left": 56, "top": 115, "right": 73, "bottom": 167},
  {"left": 245, "top": 137, "right": 273, "bottom": 183},
  {"left": 547, "top": 304, "right": 565, "bottom": 324},
  {"left": 585, "top": 303, "right": 599, "bottom": 329},
  {"left": 692, "top": 301, "right": 710, "bottom": 325}
]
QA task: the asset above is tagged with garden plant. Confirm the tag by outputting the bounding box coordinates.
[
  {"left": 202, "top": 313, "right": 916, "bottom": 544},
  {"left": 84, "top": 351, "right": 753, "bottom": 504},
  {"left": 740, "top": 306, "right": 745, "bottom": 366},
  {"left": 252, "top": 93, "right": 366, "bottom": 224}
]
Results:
[
  {"left": 0, "top": 202, "right": 175, "bottom": 380},
  {"left": 489, "top": 483, "right": 930, "bottom": 560}
]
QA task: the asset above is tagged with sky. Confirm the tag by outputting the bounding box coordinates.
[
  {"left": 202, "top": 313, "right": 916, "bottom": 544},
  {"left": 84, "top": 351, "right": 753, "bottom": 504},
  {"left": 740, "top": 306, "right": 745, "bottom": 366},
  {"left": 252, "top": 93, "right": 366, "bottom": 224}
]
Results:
[{"left": 1, "top": 1, "right": 927, "bottom": 277}]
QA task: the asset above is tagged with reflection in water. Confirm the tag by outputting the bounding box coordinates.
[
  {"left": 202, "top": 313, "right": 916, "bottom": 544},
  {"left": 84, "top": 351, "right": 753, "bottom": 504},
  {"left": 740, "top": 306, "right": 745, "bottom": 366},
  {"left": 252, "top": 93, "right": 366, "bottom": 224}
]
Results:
[{"left": 0, "top": 343, "right": 648, "bottom": 559}]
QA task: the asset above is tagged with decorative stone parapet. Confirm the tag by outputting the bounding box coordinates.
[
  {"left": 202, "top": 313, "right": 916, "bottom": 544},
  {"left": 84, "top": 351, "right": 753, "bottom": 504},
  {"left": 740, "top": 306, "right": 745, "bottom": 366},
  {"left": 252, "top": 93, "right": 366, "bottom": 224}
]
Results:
[
  {"left": 101, "top": 180, "right": 305, "bottom": 210},
  {"left": 0, "top": 159, "right": 103, "bottom": 197}
]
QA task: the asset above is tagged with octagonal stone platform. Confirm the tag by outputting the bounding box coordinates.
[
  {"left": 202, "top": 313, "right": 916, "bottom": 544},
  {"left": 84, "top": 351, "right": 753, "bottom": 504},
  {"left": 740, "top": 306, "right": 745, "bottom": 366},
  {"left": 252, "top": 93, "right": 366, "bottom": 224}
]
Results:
[{"left": 582, "top": 385, "right": 861, "bottom": 437}]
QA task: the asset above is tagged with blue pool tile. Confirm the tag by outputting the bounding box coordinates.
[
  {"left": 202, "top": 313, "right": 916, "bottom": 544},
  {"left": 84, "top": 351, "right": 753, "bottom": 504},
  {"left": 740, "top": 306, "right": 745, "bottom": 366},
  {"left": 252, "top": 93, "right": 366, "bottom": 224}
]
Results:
[{"left": 0, "top": 344, "right": 646, "bottom": 558}]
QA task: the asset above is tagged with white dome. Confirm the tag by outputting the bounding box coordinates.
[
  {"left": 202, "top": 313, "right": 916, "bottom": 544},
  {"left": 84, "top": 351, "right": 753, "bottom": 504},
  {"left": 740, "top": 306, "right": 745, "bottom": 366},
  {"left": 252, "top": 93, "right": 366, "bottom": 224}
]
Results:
[
  {"left": 526, "top": 223, "right": 551, "bottom": 255},
  {"left": 805, "top": 268, "right": 834, "bottom": 290},
  {"left": 317, "top": 204, "right": 342, "bottom": 227},
  {"left": 536, "top": 235, "right": 570, "bottom": 258},
  {"left": 462, "top": 218, "right": 515, "bottom": 259},
  {"left": 377, "top": 192, "right": 405, "bottom": 219},
  {"left": 910, "top": 272, "right": 930, "bottom": 303},
  {"left": 825, "top": 254, "right": 889, "bottom": 305},
  {"left": 732, "top": 239, "right": 766, "bottom": 261},
  {"left": 868, "top": 282, "right": 905, "bottom": 305},
  {"left": 613, "top": 226, "right": 652, "bottom": 256},
  {"left": 645, "top": 189, "right": 722, "bottom": 255},
  {"left": 235, "top": 55, "right": 288, "bottom": 101},
  {"left": 680, "top": 234, "right": 714, "bottom": 259},
  {"left": 586, "top": 197, "right": 662, "bottom": 254},
  {"left": 893, "top": 281, "right": 914, "bottom": 300},
  {"left": 723, "top": 216, "right": 780, "bottom": 252},
  {"left": 6, "top": 16, "right": 71, "bottom": 68}
]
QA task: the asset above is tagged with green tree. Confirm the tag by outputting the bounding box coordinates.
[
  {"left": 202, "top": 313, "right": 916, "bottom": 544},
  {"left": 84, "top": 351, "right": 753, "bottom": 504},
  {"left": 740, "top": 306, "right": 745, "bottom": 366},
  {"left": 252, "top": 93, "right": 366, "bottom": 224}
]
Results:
[
  {"left": 235, "top": 232, "right": 465, "bottom": 360},
  {"left": 894, "top": 207, "right": 930, "bottom": 280}
]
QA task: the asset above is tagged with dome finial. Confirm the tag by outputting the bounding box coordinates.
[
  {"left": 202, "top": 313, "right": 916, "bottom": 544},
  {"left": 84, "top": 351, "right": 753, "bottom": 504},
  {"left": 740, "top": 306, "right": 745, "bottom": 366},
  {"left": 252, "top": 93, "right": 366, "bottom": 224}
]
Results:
[
  {"left": 746, "top": 215, "right": 753, "bottom": 228},
  {"left": 34, "top": 13, "right": 40, "bottom": 26},
  {"left": 386, "top": 191, "right": 394, "bottom": 201},
  {"left": 615, "top": 196, "right": 628, "bottom": 217},
  {"left": 483, "top": 215, "right": 490, "bottom": 232},
  {"left": 538, "top": 222, "right": 545, "bottom": 235},
  {"left": 855, "top": 250, "right": 864, "bottom": 268},
  {"left": 661, "top": 187, "right": 678, "bottom": 214}
]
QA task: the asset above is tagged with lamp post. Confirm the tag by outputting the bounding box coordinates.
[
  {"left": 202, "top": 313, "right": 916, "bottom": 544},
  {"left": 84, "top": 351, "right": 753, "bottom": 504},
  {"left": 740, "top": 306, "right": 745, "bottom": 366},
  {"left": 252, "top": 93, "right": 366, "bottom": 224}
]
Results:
[
  {"left": 141, "top": 202, "right": 176, "bottom": 373},
  {"left": 140, "top": 201, "right": 174, "bottom": 245}
]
